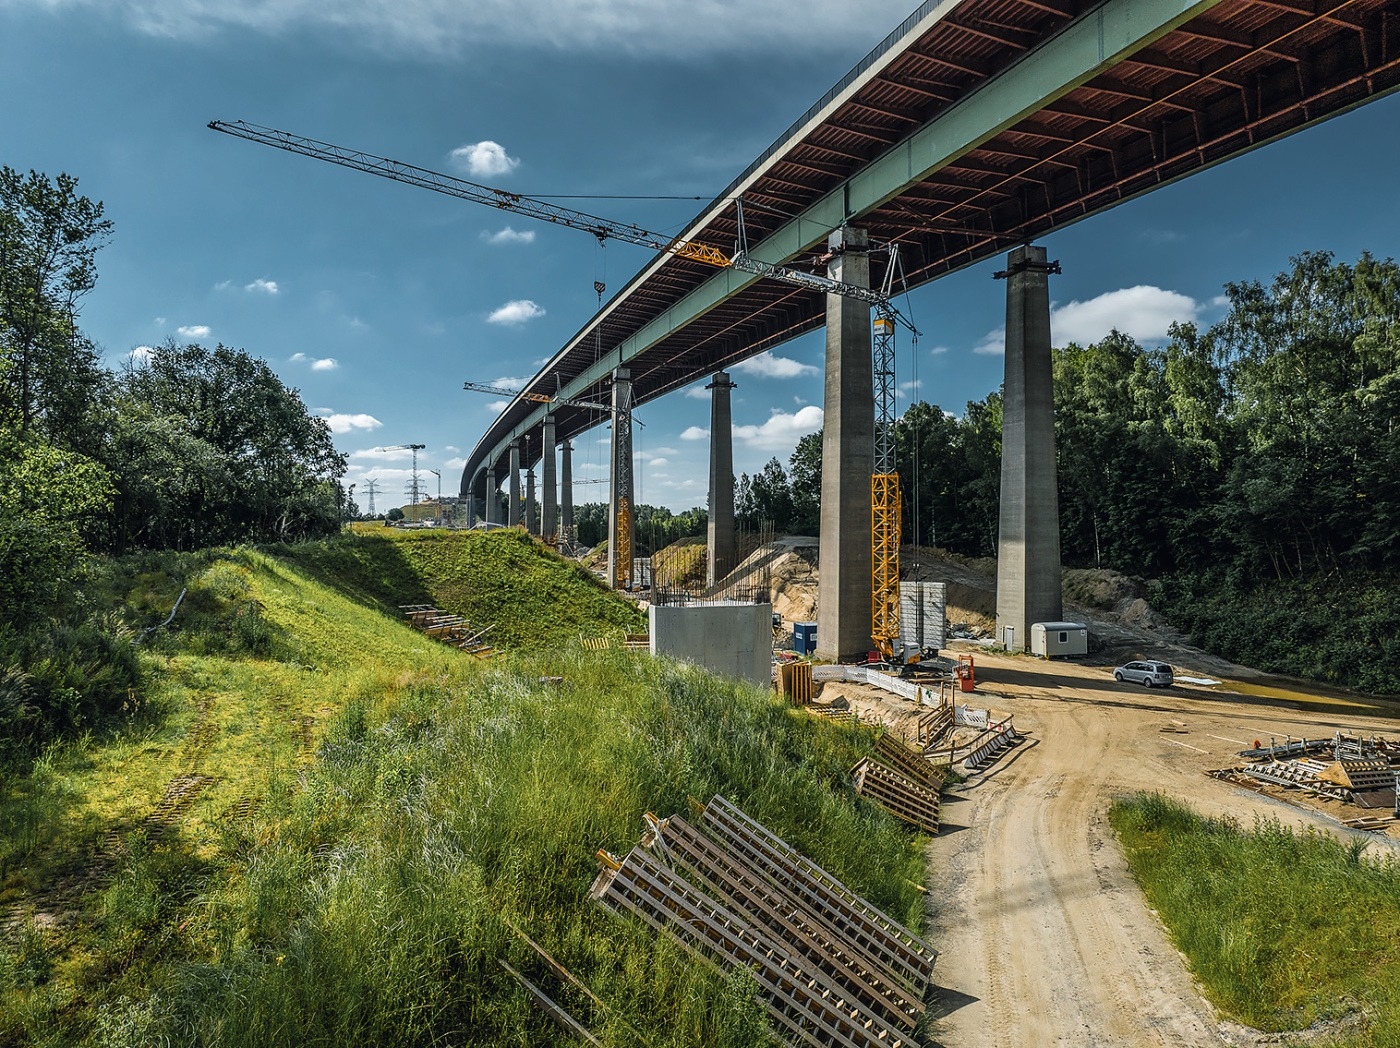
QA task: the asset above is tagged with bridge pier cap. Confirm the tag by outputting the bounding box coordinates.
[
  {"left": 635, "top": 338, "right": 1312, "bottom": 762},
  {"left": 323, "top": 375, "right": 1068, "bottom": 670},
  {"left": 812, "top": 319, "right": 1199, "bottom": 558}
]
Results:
[
  {"left": 815, "top": 225, "right": 875, "bottom": 662},
  {"left": 995, "top": 243, "right": 1063, "bottom": 652}
]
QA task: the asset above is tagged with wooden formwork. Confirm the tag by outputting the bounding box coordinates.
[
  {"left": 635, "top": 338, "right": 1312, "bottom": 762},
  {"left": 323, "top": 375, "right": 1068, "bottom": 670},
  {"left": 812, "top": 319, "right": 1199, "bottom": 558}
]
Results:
[
  {"left": 915, "top": 705, "right": 953, "bottom": 748},
  {"left": 874, "top": 733, "right": 947, "bottom": 791},
  {"left": 852, "top": 759, "right": 941, "bottom": 836},
  {"left": 652, "top": 815, "right": 924, "bottom": 1029},
  {"left": 1319, "top": 758, "right": 1396, "bottom": 791},
  {"left": 778, "top": 661, "right": 816, "bottom": 705},
  {"left": 590, "top": 847, "right": 908, "bottom": 1048},
  {"left": 699, "top": 796, "right": 936, "bottom": 1001}
]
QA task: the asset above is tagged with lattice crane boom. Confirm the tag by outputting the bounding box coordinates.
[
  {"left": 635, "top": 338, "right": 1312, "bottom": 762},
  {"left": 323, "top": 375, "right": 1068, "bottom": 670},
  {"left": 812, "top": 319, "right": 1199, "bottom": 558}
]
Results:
[{"left": 208, "top": 119, "right": 913, "bottom": 312}]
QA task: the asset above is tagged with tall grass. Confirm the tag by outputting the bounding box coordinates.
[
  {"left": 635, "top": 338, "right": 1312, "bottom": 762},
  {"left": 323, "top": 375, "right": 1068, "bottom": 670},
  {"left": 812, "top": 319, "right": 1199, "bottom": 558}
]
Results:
[
  {"left": 1, "top": 538, "right": 925, "bottom": 1046},
  {"left": 1111, "top": 793, "right": 1400, "bottom": 1043}
]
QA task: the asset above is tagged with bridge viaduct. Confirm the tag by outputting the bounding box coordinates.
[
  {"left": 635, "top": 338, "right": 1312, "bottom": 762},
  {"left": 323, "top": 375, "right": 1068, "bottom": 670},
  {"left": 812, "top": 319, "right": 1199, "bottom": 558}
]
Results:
[{"left": 458, "top": 0, "right": 1399, "bottom": 659}]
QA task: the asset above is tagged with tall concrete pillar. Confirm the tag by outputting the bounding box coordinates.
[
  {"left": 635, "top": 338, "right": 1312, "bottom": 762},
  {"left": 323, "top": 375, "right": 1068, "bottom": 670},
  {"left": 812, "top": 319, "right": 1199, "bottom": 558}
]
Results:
[
  {"left": 561, "top": 439, "right": 574, "bottom": 540},
  {"left": 706, "top": 372, "right": 737, "bottom": 589},
  {"left": 525, "top": 467, "right": 537, "bottom": 535},
  {"left": 542, "top": 414, "right": 557, "bottom": 541},
  {"left": 996, "top": 244, "right": 1063, "bottom": 651},
  {"left": 816, "top": 228, "right": 874, "bottom": 662},
  {"left": 606, "top": 368, "right": 634, "bottom": 589},
  {"left": 485, "top": 467, "right": 497, "bottom": 525},
  {"left": 507, "top": 442, "right": 521, "bottom": 528}
]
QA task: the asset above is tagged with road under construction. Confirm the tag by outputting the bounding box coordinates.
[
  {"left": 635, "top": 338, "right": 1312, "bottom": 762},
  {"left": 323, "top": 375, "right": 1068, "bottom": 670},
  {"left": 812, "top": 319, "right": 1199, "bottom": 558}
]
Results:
[{"left": 212, "top": 0, "right": 1399, "bottom": 663}]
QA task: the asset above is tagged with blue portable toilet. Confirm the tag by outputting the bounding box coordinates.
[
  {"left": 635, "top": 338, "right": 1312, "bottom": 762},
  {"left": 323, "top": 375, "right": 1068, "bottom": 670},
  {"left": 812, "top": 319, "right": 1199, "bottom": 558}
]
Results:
[{"left": 793, "top": 622, "right": 818, "bottom": 656}]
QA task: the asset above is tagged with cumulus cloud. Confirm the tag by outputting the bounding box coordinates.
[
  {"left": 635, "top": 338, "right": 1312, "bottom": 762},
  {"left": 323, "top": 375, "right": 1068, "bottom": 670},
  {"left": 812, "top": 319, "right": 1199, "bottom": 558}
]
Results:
[
  {"left": 444, "top": 456, "right": 468, "bottom": 470},
  {"left": 35, "top": 0, "right": 916, "bottom": 58},
  {"left": 681, "top": 426, "right": 709, "bottom": 441},
  {"left": 290, "top": 352, "right": 339, "bottom": 370},
  {"left": 684, "top": 384, "right": 711, "bottom": 400},
  {"left": 491, "top": 375, "right": 528, "bottom": 390},
  {"left": 732, "top": 406, "right": 824, "bottom": 452},
  {"left": 128, "top": 345, "right": 154, "bottom": 362},
  {"left": 177, "top": 324, "right": 210, "bottom": 339},
  {"left": 929, "top": 345, "right": 949, "bottom": 356},
  {"left": 488, "top": 299, "right": 545, "bottom": 325},
  {"left": 1052, "top": 285, "right": 1200, "bottom": 346},
  {"left": 214, "top": 279, "right": 231, "bottom": 291},
  {"left": 451, "top": 141, "right": 519, "bottom": 178},
  {"left": 487, "top": 400, "right": 509, "bottom": 413},
  {"left": 322, "top": 413, "right": 382, "bottom": 434},
  {"left": 969, "top": 285, "right": 1204, "bottom": 356},
  {"left": 482, "top": 226, "right": 535, "bottom": 245},
  {"left": 246, "top": 277, "right": 280, "bottom": 295},
  {"left": 732, "top": 352, "right": 818, "bottom": 379}
]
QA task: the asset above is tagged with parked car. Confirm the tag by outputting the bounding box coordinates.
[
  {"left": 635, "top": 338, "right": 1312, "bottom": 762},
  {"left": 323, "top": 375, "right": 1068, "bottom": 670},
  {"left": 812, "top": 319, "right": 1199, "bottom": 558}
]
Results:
[{"left": 1114, "top": 661, "right": 1174, "bottom": 687}]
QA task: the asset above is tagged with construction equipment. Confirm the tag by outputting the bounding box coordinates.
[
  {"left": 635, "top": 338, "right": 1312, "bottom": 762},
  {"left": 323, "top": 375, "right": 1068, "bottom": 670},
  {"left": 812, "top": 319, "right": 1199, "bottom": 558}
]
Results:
[
  {"left": 870, "top": 249, "right": 916, "bottom": 666},
  {"left": 208, "top": 120, "right": 912, "bottom": 312},
  {"left": 462, "top": 380, "right": 611, "bottom": 414},
  {"left": 375, "top": 443, "right": 426, "bottom": 505}
]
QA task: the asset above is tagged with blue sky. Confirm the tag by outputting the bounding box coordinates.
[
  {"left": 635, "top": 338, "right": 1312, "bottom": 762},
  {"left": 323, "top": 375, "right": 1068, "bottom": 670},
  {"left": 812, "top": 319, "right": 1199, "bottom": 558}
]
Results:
[{"left": 3, "top": 1, "right": 1399, "bottom": 513}]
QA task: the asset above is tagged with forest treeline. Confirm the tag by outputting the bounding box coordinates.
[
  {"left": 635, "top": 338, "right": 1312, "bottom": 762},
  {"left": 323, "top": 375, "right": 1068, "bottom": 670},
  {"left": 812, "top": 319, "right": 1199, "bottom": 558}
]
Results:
[
  {"left": 1, "top": 168, "right": 347, "bottom": 752},
  {"left": 733, "top": 250, "right": 1400, "bottom": 692}
]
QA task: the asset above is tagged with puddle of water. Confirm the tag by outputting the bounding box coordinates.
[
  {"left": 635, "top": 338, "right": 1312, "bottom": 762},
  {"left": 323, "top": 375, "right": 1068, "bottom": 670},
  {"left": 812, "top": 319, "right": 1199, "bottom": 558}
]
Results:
[{"left": 1210, "top": 678, "right": 1398, "bottom": 716}]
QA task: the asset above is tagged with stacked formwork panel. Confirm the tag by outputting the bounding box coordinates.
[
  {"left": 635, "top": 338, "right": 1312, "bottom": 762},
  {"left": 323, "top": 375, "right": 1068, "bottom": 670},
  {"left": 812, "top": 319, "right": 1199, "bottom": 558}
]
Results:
[{"left": 590, "top": 796, "right": 935, "bottom": 1047}]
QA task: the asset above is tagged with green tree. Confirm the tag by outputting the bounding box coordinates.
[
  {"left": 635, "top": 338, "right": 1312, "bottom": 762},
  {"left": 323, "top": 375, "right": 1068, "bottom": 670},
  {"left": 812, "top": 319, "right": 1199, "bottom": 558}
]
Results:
[
  {"left": 0, "top": 168, "right": 111, "bottom": 443},
  {"left": 106, "top": 340, "right": 347, "bottom": 548},
  {"left": 788, "top": 431, "right": 822, "bottom": 536}
]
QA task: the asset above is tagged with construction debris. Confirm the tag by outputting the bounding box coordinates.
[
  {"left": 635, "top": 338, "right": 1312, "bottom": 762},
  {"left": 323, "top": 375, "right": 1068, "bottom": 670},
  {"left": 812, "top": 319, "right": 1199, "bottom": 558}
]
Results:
[
  {"left": 852, "top": 758, "right": 941, "bottom": 834},
  {"left": 398, "top": 604, "right": 495, "bottom": 656},
  {"left": 591, "top": 796, "right": 935, "bottom": 1048},
  {"left": 1211, "top": 730, "right": 1400, "bottom": 819}
]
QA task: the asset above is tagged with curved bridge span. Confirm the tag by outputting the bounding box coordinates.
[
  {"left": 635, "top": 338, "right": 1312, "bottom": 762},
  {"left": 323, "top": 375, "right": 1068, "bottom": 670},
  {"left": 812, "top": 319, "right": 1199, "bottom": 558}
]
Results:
[{"left": 461, "top": 0, "right": 1399, "bottom": 501}]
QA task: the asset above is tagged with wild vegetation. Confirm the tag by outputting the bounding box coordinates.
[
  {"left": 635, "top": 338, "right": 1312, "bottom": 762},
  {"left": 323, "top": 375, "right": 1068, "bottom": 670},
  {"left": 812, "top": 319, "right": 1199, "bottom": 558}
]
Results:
[
  {"left": 0, "top": 535, "right": 924, "bottom": 1046},
  {"left": 1111, "top": 794, "right": 1400, "bottom": 1043}
]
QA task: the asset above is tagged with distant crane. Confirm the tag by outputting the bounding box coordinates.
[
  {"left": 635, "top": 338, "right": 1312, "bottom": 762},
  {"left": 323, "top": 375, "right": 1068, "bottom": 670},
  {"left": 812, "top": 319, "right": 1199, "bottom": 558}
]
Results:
[{"left": 375, "top": 444, "right": 426, "bottom": 506}]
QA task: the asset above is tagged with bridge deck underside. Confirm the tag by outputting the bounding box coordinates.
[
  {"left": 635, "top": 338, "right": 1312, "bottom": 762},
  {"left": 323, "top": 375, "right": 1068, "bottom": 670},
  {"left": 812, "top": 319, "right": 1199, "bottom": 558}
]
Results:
[{"left": 470, "top": 0, "right": 1399, "bottom": 484}]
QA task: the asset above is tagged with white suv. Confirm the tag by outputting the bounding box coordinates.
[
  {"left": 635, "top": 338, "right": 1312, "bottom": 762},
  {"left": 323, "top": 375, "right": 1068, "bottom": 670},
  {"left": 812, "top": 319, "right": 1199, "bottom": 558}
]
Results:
[{"left": 1114, "top": 661, "right": 1174, "bottom": 687}]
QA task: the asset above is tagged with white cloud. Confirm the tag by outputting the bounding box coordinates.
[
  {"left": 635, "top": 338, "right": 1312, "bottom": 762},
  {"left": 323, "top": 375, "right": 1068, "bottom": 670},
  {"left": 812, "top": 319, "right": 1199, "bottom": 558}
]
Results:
[
  {"left": 681, "top": 426, "right": 709, "bottom": 441},
  {"left": 246, "top": 277, "right": 280, "bottom": 295},
  {"left": 451, "top": 141, "right": 519, "bottom": 178},
  {"left": 1051, "top": 285, "right": 1200, "bottom": 346},
  {"left": 323, "top": 412, "right": 383, "bottom": 434},
  {"left": 972, "top": 329, "right": 1006, "bottom": 356},
  {"left": 482, "top": 226, "right": 535, "bottom": 245},
  {"left": 444, "top": 456, "right": 467, "bottom": 470},
  {"left": 929, "top": 345, "right": 949, "bottom": 356},
  {"left": 648, "top": 457, "right": 669, "bottom": 468},
  {"left": 899, "top": 379, "right": 922, "bottom": 392},
  {"left": 353, "top": 446, "right": 415, "bottom": 461},
  {"left": 129, "top": 345, "right": 154, "bottom": 361},
  {"left": 38, "top": 0, "right": 915, "bottom": 57},
  {"left": 177, "top": 324, "right": 210, "bottom": 339},
  {"left": 488, "top": 300, "right": 545, "bottom": 326},
  {"left": 487, "top": 400, "right": 509, "bottom": 413},
  {"left": 154, "top": 316, "right": 166, "bottom": 326},
  {"left": 732, "top": 352, "right": 818, "bottom": 379},
  {"left": 733, "top": 406, "right": 824, "bottom": 452},
  {"left": 491, "top": 375, "right": 528, "bottom": 390},
  {"left": 311, "top": 357, "right": 339, "bottom": 371},
  {"left": 214, "top": 279, "right": 231, "bottom": 291},
  {"left": 444, "top": 445, "right": 460, "bottom": 453},
  {"left": 684, "top": 385, "right": 710, "bottom": 400}
]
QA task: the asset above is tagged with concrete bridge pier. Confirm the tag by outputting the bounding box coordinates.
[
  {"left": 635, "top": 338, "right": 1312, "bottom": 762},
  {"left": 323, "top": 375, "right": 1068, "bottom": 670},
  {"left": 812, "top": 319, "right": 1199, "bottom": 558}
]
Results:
[
  {"left": 507, "top": 442, "right": 521, "bottom": 528},
  {"left": 484, "top": 467, "right": 497, "bottom": 525},
  {"left": 542, "top": 413, "right": 557, "bottom": 541},
  {"left": 607, "top": 367, "right": 634, "bottom": 589},
  {"left": 525, "top": 466, "right": 537, "bottom": 535},
  {"left": 561, "top": 439, "right": 574, "bottom": 543},
  {"left": 706, "top": 371, "right": 736, "bottom": 589},
  {"left": 816, "top": 227, "right": 874, "bottom": 662},
  {"left": 995, "top": 243, "right": 1063, "bottom": 651}
]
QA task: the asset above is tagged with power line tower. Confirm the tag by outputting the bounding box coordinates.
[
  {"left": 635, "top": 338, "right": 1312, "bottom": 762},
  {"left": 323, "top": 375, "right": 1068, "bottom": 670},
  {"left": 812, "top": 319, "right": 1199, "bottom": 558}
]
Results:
[{"left": 363, "top": 478, "right": 380, "bottom": 516}]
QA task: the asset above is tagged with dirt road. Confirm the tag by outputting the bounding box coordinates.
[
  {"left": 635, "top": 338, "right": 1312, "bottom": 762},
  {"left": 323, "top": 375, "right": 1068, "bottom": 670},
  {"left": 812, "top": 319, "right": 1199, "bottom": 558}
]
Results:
[{"left": 862, "top": 651, "right": 1400, "bottom": 1047}]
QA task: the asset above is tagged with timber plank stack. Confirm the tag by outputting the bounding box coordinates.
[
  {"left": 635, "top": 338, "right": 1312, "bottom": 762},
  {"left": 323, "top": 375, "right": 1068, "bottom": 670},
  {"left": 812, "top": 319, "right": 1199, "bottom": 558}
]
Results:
[{"left": 398, "top": 604, "right": 495, "bottom": 657}]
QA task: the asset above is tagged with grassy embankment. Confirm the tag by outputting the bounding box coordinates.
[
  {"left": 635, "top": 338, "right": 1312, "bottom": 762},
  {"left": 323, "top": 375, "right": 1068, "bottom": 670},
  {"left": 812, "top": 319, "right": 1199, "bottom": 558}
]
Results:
[
  {"left": 1, "top": 529, "right": 926, "bottom": 1046},
  {"left": 1111, "top": 794, "right": 1400, "bottom": 1044}
]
